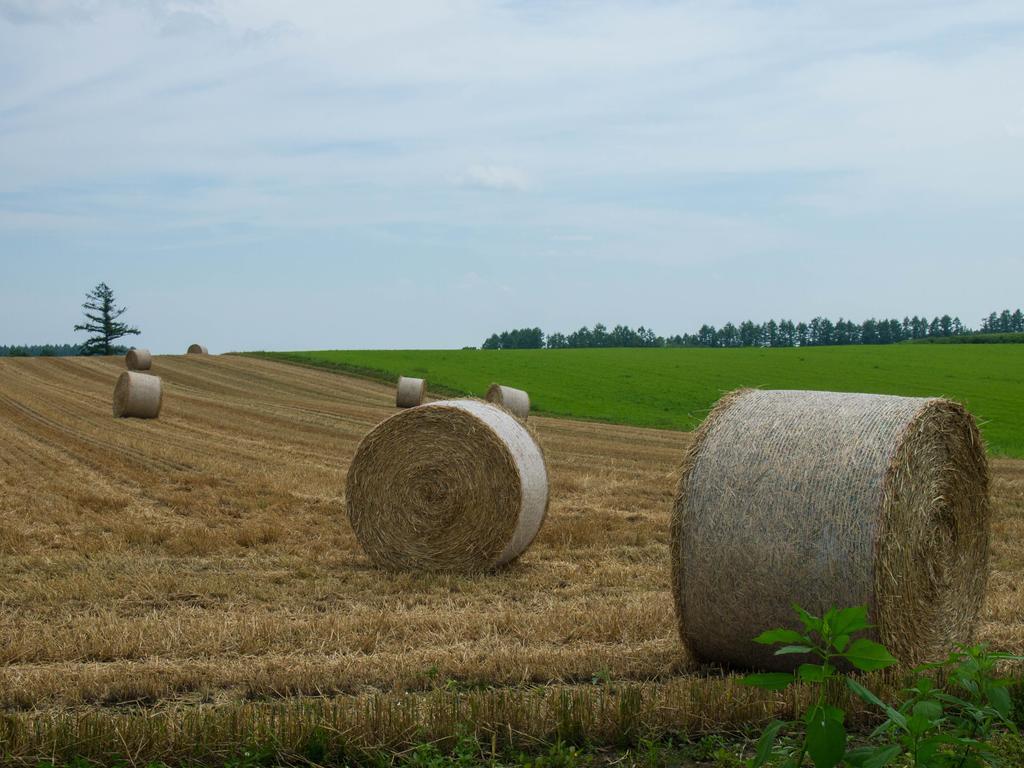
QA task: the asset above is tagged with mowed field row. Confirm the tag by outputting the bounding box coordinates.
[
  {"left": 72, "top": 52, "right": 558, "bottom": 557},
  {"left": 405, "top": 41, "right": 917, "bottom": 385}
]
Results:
[{"left": 0, "top": 354, "right": 1022, "bottom": 717}]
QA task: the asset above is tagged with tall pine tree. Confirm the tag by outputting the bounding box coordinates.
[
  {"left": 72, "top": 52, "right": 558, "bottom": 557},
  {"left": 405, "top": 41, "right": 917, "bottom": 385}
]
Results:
[{"left": 73, "top": 282, "right": 140, "bottom": 356}]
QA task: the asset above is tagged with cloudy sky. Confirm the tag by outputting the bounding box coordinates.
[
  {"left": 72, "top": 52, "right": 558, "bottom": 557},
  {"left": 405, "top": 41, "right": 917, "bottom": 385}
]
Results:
[{"left": 1, "top": 1, "right": 1022, "bottom": 352}]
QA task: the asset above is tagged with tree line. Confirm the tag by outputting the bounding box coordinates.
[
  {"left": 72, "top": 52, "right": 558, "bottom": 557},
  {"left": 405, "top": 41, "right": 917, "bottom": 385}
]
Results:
[
  {"left": 481, "top": 308, "right": 1024, "bottom": 349},
  {"left": 980, "top": 309, "right": 1024, "bottom": 334},
  {"left": 0, "top": 343, "right": 82, "bottom": 357}
]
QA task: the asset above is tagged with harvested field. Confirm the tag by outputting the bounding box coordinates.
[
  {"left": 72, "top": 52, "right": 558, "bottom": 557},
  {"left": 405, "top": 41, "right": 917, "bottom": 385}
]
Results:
[{"left": 1, "top": 355, "right": 1022, "bottom": 758}]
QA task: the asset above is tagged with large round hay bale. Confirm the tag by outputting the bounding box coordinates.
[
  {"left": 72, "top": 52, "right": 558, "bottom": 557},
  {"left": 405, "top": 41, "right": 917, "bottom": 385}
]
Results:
[
  {"left": 125, "top": 348, "right": 152, "bottom": 371},
  {"left": 113, "top": 371, "right": 163, "bottom": 419},
  {"left": 671, "top": 388, "right": 990, "bottom": 671},
  {"left": 486, "top": 383, "right": 530, "bottom": 420},
  {"left": 347, "top": 399, "right": 549, "bottom": 571},
  {"left": 186, "top": 344, "right": 208, "bottom": 355},
  {"left": 395, "top": 376, "right": 426, "bottom": 408}
]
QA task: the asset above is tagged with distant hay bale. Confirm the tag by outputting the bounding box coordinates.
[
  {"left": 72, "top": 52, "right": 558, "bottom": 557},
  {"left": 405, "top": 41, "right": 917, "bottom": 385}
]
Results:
[
  {"left": 112, "top": 371, "right": 163, "bottom": 419},
  {"left": 395, "top": 376, "right": 426, "bottom": 408},
  {"left": 671, "top": 388, "right": 990, "bottom": 671},
  {"left": 347, "top": 399, "right": 549, "bottom": 572},
  {"left": 486, "top": 384, "right": 530, "bottom": 420},
  {"left": 125, "top": 348, "right": 152, "bottom": 371},
  {"left": 186, "top": 344, "right": 208, "bottom": 355}
]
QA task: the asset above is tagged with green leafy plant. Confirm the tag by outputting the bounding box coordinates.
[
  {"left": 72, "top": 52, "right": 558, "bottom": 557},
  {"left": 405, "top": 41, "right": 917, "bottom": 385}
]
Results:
[
  {"left": 745, "top": 605, "right": 897, "bottom": 768},
  {"left": 404, "top": 731, "right": 488, "bottom": 768},
  {"left": 519, "top": 740, "right": 586, "bottom": 768},
  {"left": 847, "top": 643, "right": 1022, "bottom": 768},
  {"left": 745, "top": 605, "right": 1022, "bottom": 768}
]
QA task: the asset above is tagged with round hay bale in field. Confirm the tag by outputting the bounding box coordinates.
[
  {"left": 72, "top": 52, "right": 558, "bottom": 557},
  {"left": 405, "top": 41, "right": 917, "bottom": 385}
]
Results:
[
  {"left": 113, "top": 371, "right": 163, "bottom": 419},
  {"left": 671, "top": 388, "right": 990, "bottom": 671},
  {"left": 186, "top": 344, "right": 208, "bottom": 355},
  {"left": 125, "top": 348, "right": 152, "bottom": 371},
  {"left": 347, "top": 399, "right": 549, "bottom": 572},
  {"left": 486, "top": 383, "right": 530, "bottom": 420},
  {"left": 395, "top": 376, "right": 426, "bottom": 408}
]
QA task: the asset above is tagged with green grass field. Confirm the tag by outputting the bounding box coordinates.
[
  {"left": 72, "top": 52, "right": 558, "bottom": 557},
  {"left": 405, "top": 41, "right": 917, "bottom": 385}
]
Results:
[{"left": 253, "top": 345, "right": 1024, "bottom": 457}]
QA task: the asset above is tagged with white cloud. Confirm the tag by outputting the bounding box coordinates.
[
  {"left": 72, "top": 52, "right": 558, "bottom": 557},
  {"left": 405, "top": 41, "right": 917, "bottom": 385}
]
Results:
[{"left": 460, "top": 164, "right": 530, "bottom": 191}]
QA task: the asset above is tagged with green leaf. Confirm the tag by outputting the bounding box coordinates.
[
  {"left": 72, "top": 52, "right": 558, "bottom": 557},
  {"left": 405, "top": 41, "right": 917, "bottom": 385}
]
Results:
[
  {"left": 845, "top": 744, "right": 902, "bottom": 768},
  {"left": 794, "top": 604, "right": 823, "bottom": 634},
  {"left": 844, "top": 638, "right": 898, "bottom": 671},
  {"left": 865, "top": 744, "right": 902, "bottom": 768},
  {"left": 843, "top": 746, "right": 874, "bottom": 767},
  {"left": 806, "top": 706, "right": 847, "bottom": 768},
  {"left": 832, "top": 634, "right": 851, "bottom": 653},
  {"left": 743, "top": 672, "right": 795, "bottom": 691},
  {"left": 821, "top": 704, "right": 845, "bottom": 724},
  {"left": 906, "top": 712, "right": 932, "bottom": 738},
  {"left": 949, "top": 736, "right": 983, "bottom": 747},
  {"left": 933, "top": 692, "right": 974, "bottom": 710},
  {"left": 828, "top": 605, "right": 871, "bottom": 637},
  {"left": 797, "top": 663, "right": 827, "bottom": 683},
  {"left": 774, "top": 645, "right": 814, "bottom": 656},
  {"left": 986, "top": 652, "right": 1024, "bottom": 662},
  {"left": 846, "top": 678, "right": 907, "bottom": 729},
  {"left": 955, "top": 672, "right": 980, "bottom": 697},
  {"left": 750, "top": 719, "right": 786, "bottom": 768},
  {"left": 985, "top": 683, "right": 1012, "bottom": 718},
  {"left": 753, "top": 628, "right": 809, "bottom": 646},
  {"left": 912, "top": 700, "right": 943, "bottom": 722},
  {"left": 914, "top": 737, "right": 943, "bottom": 764}
]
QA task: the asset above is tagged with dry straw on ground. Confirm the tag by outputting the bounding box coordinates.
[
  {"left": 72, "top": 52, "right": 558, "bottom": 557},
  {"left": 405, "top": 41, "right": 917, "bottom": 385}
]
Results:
[
  {"left": 112, "top": 371, "right": 163, "bottom": 419},
  {"left": 395, "top": 375, "right": 426, "bottom": 407},
  {"left": 125, "top": 348, "right": 152, "bottom": 371},
  {"left": 1, "top": 355, "right": 1020, "bottom": 734},
  {"left": 671, "top": 388, "right": 991, "bottom": 671},
  {"left": 187, "top": 344, "right": 208, "bottom": 355},
  {"left": 0, "top": 677, "right": 881, "bottom": 765},
  {"left": 347, "top": 399, "right": 549, "bottom": 571},
  {"left": 486, "top": 383, "right": 530, "bottom": 420}
]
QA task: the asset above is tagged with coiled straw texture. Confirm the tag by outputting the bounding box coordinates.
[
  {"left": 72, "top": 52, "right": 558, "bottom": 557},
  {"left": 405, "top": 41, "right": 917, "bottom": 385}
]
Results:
[
  {"left": 395, "top": 376, "right": 426, "bottom": 408},
  {"left": 125, "top": 348, "right": 152, "bottom": 371},
  {"left": 486, "top": 384, "right": 530, "bottom": 420},
  {"left": 347, "top": 399, "right": 549, "bottom": 572},
  {"left": 112, "top": 371, "right": 163, "bottom": 419},
  {"left": 671, "top": 388, "right": 990, "bottom": 671},
  {"left": 187, "top": 344, "right": 208, "bottom": 355}
]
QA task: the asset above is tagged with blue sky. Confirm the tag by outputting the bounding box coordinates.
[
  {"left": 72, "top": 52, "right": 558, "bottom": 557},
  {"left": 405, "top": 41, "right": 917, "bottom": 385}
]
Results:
[{"left": 1, "top": 0, "right": 1022, "bottom": 353}]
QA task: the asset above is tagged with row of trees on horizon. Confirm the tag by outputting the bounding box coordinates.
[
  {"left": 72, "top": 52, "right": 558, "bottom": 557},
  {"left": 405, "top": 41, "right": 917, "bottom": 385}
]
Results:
[
  {"left": 0, "top": 343, "right": 84, "bottom": 357},
  {"left": 482, "top": 308, "right": 1024, "bottom": 350},
  {"left": 6, "top": 298, "right": 1023, "bottom": 355}
]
